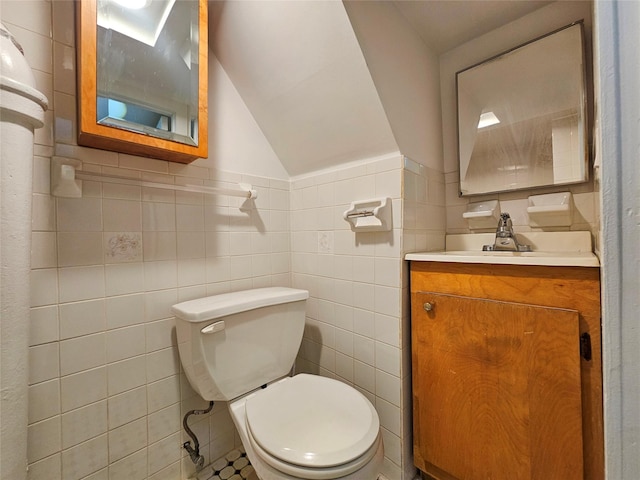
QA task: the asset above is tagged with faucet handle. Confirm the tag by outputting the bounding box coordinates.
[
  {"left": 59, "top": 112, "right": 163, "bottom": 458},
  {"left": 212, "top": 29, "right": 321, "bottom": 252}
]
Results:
[{"left": 499, "top": 213, "right": 513, "bottom": 227}]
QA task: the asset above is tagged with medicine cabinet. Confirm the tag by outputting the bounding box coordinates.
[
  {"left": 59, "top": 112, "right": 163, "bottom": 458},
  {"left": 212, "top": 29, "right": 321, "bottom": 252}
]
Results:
[
  {"left": 457, "top": 22, "right": 588, "bottom": 196},
  {"left": 76, "top": 0, "right": 208, "bottom": 163}
]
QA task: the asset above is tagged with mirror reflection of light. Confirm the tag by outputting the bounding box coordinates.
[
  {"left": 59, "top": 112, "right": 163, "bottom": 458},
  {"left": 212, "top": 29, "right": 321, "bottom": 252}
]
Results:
[
  {"left": 478, "top": 111, "right": 500, "bottom": 129},
  {"left": 99, "top": 0, "right": 176, "bottom": 47},
  {"left": 497, "top": 165, "right": 529, "bottom": 172},
  {"left": 112, "top": 0, "right": 150, "bottom": 10}
]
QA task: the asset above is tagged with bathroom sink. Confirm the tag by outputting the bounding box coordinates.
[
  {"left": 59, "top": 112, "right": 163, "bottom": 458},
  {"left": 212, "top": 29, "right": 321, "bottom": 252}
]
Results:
[
  {"left": 405, "top": 250, "right": 599, "bottom": 267},
  {"left": 405, "top": 232, "right": 599, "bottom": 267}
]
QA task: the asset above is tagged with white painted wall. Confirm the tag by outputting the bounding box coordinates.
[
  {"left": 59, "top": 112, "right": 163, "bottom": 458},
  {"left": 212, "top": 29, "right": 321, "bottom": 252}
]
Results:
[
  {"left": 193, "top": 54, "right": 289, "bottom": 180},
  {"left": 210, "top": 1, "right": 398, "bottom": 177},
  {"left": 343, "top": 1, "right": 443, "bottom": 171},
  {"left": 594, "top": 1, "right": 640, "bottom": 478}
]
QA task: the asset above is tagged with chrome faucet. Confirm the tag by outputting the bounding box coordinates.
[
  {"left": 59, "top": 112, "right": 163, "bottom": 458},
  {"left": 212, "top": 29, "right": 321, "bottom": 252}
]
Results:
[{"left": 483, "top": 213, "right": 532, "bottom": 252}]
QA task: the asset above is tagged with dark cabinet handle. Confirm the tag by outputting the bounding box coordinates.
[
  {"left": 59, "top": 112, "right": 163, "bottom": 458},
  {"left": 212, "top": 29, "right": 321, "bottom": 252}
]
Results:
[{"left": 580, "top": 332, "right": 592, "bottom": 361}]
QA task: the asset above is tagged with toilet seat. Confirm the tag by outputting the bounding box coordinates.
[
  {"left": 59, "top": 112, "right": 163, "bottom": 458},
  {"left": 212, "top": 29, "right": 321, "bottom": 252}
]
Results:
[
  {"left": 247, "top": 425, "right": 382, "bottom": 480},
  {"left": 244, "top": 374, "right": 381, "bottom": 479}
]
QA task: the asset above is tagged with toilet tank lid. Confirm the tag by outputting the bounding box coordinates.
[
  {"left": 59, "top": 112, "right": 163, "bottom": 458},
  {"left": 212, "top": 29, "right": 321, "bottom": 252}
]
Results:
[{"left": 171, "top": 287, "right": 309, "bottom": 322}]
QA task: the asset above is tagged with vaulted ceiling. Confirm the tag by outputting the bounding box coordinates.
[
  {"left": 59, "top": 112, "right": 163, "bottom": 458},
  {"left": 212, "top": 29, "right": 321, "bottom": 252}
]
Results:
[
  {"left": 392, "top": 0, "right": 552, "bottom": 54},
  {"left": 208, "top": 1, "right": 553, "bottom": 177}
]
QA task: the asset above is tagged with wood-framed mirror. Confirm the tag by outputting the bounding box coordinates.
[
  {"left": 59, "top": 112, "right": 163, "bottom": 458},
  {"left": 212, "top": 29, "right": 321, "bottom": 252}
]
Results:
[
  {"left": 76, "top": 0, "right": 208, "bottom": 163},
  {"left": 456, "top": 22, "right": 588, "bottom": 196}
]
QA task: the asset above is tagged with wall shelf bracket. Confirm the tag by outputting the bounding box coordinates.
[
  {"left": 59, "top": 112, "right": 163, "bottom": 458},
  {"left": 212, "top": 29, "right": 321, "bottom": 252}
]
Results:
[{"left": 51, "top": 156, "right": 257, "bottom": 200}]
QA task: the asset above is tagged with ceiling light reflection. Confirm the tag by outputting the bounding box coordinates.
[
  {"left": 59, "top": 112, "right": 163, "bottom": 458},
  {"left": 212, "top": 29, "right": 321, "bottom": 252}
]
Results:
[
  {"left": 478, "top": 111, "right": 500, "bottom": 129},
  {"left": 112, "top": 0, "right": 151, "bottom": 10}
]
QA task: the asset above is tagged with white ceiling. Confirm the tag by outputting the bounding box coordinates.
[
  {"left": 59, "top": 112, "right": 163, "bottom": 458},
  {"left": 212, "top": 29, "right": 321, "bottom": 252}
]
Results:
[
  {"left": 209, "top": 0, "right": 397, "bottom": 177},
  {"left": 392, "top": 0, "right": 553, "bottom": 54},
  {"left": 208, "top": 0, "right": 555, "bottom": 177}
]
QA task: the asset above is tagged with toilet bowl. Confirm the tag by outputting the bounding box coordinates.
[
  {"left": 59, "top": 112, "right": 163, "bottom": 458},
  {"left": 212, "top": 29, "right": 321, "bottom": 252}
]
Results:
[
  {"left": 231, "top": 375, "right": 383, "bottom": 480},
  {"left": 172, "top": 287, "right": 383, "bottom": 480}
]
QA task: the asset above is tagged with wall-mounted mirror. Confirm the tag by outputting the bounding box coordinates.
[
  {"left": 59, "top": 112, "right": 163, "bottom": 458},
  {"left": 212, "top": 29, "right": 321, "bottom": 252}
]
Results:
[
  {"left": 457, "top": 22, "right": 587, "bottom": 196},
  {"left": 77, "top": 0, "right": 208, "bottom": 163}
]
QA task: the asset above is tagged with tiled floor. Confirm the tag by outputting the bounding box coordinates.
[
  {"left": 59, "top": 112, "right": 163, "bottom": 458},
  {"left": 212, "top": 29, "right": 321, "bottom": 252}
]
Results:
[
  {"left": 196, "top": 448, "right": 258, "bottom": 480},
  {"left": 193, "top": 447, "right": 396, "bottom": 480}
]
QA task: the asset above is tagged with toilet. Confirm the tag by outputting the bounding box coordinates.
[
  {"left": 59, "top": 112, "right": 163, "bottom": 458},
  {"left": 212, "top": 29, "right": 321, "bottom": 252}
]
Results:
[{"left": 172, "top": 287, "right": 383, "bottom": 480}]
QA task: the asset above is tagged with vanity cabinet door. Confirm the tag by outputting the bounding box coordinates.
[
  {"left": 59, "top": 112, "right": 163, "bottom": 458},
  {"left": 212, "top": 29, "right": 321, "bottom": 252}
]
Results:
[{"left": 412, "top": 292, "right": 584, "bottom": 480}]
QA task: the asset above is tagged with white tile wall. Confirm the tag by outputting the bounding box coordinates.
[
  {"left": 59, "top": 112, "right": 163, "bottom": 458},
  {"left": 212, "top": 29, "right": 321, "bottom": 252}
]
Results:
[
  {"left": 61, "top": 401, "right": 108, "bottom": 450},
  {"left": 108, "top": 417, "right": 147, "bottom": 463},
  {"left": 28, "top": 378, "right": 60, "bottom": 424},
  {"left": 108, "top": 357, "right": 147, "bottom": 397},
  {"left": 30, "top": 268, "right": 59, "bottom": 307},
  {"left": 109, "top": 448, "right": 148, "bottom": 480},
  {"left": 148, "top": 433, "right": 181, "bottom": 476},
  {"left": 58, "top": 266, "right": 106, "bottom": 303},
  {"left": 290, "top": 154, "right": 435, "bottom": 480},
  {"left": 27, "top": 416, "right": 61, "bottom": 463},
  {"left": 61, "top": 434, "right": 109, "bottom": 479},
  {"left": 148, "top": 404, "right": 181, "bottom": 445},
  {"left": 59, "top": 299, "right": 105, "bottom": 339},
  {"left": 59, "top": 333, "right": 106, "bottom": 376},
  {"left": 29, "top": 342, "right": 60, "bottom": 384},
  {"left": 27, "top": 452, "right": 62, "bottom": 480},
  {"left": 60, "top": 367, "right": 107, "bottom": 413},
  {"left": 445, "top": 169, "right": 599, "bottom": 240},
  {"left": 31, "top": 231, "right": 57, "bottom": 268},
  {"left": 105, "top": 294, "right": 145, "bottom": 329},
  {"left": 29, "top": 305, "right": 59, "bottom": 346},
  {"left": 27, "top": 146, "right": 290, "bottom": 480},
  {"left": 148, "top": 462, "right": 181, "bottom": 480},
  {"left": 12, "top": 1, "right": 600, "bottom": 479},
  {"left": 399, "top": 159, "right": 447, "bottom": 480},
  {"left": 143, "top": 375, "right": 178, "bottom": 416},
  {"left": 107, "top": 325, "right": 146, "bottom": 363},
  {"left": 108, "top": 387, "right": 147, "bottom": 430}
]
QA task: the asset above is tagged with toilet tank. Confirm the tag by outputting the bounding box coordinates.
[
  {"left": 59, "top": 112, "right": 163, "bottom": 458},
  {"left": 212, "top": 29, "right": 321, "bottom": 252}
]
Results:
[{"left": 172, "top": 287, "right": 309, "bottom": 401}]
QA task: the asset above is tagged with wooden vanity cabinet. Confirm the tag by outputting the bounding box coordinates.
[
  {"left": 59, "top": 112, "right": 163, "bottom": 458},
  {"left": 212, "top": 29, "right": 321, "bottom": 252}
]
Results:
[{"left": 410, "top": 262, "right": 602, "bottom": 480}]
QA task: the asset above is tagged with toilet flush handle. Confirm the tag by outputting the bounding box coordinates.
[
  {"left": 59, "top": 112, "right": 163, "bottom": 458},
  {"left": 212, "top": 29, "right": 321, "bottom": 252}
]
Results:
[{"left": 201, "top": 321, "right": 225, "bottom": 334}]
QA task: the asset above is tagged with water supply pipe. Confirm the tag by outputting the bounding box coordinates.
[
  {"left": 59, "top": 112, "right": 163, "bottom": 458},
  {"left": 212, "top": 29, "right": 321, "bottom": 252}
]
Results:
[
  {"left": 0, "top": 23, "right": 48, "bottom": 480},
  {"left": 183, "top": 401, "right": 215, "bottom": 471}
]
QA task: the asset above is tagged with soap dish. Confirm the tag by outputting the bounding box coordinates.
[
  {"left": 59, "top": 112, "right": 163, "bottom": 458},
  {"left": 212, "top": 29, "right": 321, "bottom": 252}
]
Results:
[
  {"left": 527, "top": 192, "right": 573, "bottom": 227},
  {"left": 462, "top": 200, "right": 500, "bottom": 229}
]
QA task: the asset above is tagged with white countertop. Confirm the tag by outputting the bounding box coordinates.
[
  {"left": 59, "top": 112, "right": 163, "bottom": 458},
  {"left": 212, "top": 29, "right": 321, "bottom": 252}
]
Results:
[
  {"left": 405, "top": 250, "right": 599, "bottom": 267},
  {"left": 405, "top": 232, "right": 600, "bottom": 267}
]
